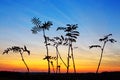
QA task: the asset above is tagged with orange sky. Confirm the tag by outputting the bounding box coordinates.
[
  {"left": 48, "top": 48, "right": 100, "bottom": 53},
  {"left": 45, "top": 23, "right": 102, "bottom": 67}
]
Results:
[{"left": 0, "top": 49, "right": 120, "bottom": 73}]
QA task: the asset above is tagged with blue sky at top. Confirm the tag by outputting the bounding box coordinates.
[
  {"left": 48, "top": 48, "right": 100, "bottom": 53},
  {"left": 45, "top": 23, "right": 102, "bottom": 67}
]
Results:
[{"left": 0, "top": 0, "right": 120, "bottom": 46}]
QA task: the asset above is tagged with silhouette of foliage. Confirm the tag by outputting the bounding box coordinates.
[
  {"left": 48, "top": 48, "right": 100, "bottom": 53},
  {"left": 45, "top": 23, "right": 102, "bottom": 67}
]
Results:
[
  {"left": 57, "top": 24, "right": 80, "bottom": 73},
  {"left": 50, "top": 61, "right": 55, "bottom": 73},
  {"left": 43, "top": 56, "right": 57, "bottom": 60},
  {"left": 43, "top": 55, "right": 56, "bottom": 73},
  {"left": 3, "top": 46, "right": 30, "bottom": 72},
  {"left": 89, "top": 34, "right": 116, "bottom": 73},
  {"left": 108, "top": 39, "right": 117, "bottom": 43},
  {"left": 47, "top": 35, "right": 67, "bottom": 73},
  {"left": 89, "top": 45, "right": 101, "bottom": 49},
  {"left": 31, "top": 17, "right": 53, "bottom": 73}
]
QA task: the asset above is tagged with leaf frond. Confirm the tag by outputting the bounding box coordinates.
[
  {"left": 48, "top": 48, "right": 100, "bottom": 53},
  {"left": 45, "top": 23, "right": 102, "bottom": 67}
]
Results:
[
  {"left": 56, "top": 27, "right": 66, "bottom": 31},
  {"left": 89, "top": 45, "right": 101, "bottom": 49},
  {"left": 31, "top": 17, "right": 41, "bottom": 26},
  {"left": 108, "top": 38, "right": 117, "bottom": 43}
]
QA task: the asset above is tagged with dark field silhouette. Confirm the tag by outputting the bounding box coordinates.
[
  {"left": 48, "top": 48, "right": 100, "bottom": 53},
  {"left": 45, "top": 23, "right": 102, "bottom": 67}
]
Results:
[{"left": 0, "top": 71, "right": 120, "bottom": 80}]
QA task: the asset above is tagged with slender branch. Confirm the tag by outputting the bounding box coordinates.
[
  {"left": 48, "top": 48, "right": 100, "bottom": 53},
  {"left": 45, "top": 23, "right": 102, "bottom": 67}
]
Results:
[
  {"left": 43, "top": 29, "right": 50, "bottom": 73},
  {"left": 96, "top": 41, "right": 106, "bottom": 73},
  {"left": 71, "top": 43, "right": 76, "bottom": 73},
  {"left": 20, "top": 52, "right": 29, "bottom": 72},
  {"left": 56, "top": 47, "right": 67, "bottom": 67},
  {"left": 67, "top": 40, "right": 71, "bottom": 73},
  {"left": 56, "top": 47, "right": 59, "bottom": 73},
  {"left": 50, "top": 61, "right": 55, "bottom": 73}
]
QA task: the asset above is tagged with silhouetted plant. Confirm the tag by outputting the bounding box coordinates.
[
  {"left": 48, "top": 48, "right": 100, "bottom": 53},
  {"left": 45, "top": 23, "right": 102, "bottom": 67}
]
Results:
[
  {"left": 57, "top": 24, "right": 80, "bottom": 73},
  {"left": 50, "top": 61, "right": 55, "bottom": 73},
  {"left": 89, "top": 34, "right": 116, "bottom": 73},
  {"left": 47, "top": 35, "right": 67, "bottom": 73},
  {"left": 43, "top": 55, "right": 56, "bottom": 73},
  {"left": 3, "top": 46, "right": 30, "bottom": 72},
  {"left": 43, "top": 55, "right": 57, "bottom": 60},
  {"left": 57, "top": 65, "right": 61, "bottom": 73},
  {"left": 31, "top": 17, "right": 53, "bottom": 73}
]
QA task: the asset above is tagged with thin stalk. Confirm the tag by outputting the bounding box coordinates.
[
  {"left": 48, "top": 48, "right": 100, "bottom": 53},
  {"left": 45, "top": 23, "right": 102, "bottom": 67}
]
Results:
[
  {"left": 51, "top": 61, "right": 55, "bottom": 73},
  {"left": 58, "top": 66, "right": 60, "bottom": 73},
  {"left": 71, "top": 43, "right": 76, "bottom": 73},
  {"left": 96, "top": 41, "right": 106, "bottom": 73},
  {"left": 56, "top": 47, "right": 59, "bottom": 73},
  {"left": 67, "top": 42, "right": 71, "bottom": 73},
  {"left": 20, "top": 53, "right": 29, "bottom": 72},
  {"left": 43, "top": 29, "right": 50, "bottom": 73},
  {"left": 56, "top": 47, "right": 67, "bottom": 67}
]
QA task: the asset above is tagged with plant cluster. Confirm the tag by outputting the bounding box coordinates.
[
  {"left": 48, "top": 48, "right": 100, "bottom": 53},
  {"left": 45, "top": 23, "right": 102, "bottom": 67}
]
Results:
[{"left": 2, "top": 17, "right": 117, "bottom": 74}]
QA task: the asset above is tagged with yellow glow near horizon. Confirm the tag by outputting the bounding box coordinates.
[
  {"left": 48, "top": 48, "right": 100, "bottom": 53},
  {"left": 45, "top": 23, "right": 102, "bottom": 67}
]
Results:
[
  {"left": 0, "top": 40, "right": 120, "bottom": 73},
  {"left": 0, "top": 49, "right": 120, "bottom": 73}
]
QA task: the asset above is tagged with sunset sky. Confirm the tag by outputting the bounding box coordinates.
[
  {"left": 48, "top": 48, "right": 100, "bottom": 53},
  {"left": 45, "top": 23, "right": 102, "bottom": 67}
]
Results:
[{"left": 0, "top": 0, "right": 120, "bottom": 73}]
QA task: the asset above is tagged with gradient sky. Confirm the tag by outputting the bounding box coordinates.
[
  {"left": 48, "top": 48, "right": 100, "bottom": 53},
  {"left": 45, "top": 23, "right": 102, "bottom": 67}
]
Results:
[{"left": 0, "top": 0, "right": 120, "bottom": 73}]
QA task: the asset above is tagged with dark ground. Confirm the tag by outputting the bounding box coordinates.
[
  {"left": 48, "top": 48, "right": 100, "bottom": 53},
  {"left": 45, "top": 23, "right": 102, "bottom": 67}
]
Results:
[{"left": 0, "top": 71, "right": 120, "bottom": 80}]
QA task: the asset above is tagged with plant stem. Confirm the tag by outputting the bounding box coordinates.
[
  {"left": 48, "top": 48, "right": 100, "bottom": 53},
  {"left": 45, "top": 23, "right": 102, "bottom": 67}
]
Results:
[
  {"left": 20, "top": 53, "right": 29, "bottom": 72},
  {"left": 67, "top": 42, "right": 71, "bottom": 73},
  {"left": 51, "top": 61, "right": 55, "bottom": 73},
  {"left": 56, "top": 47, "right": 67, "bottom": 67},
  {"left": 43, "top": 29, "right": 50, "bottom": 73},
  {"left": 56, "top": 47, "right": 59, "bottom": 73},
  {"left": 71, "top": 43, "right": 76, "bottom": 73},
  {"left": 96, "top": 41, "right": 106, "bottom": 73}
]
